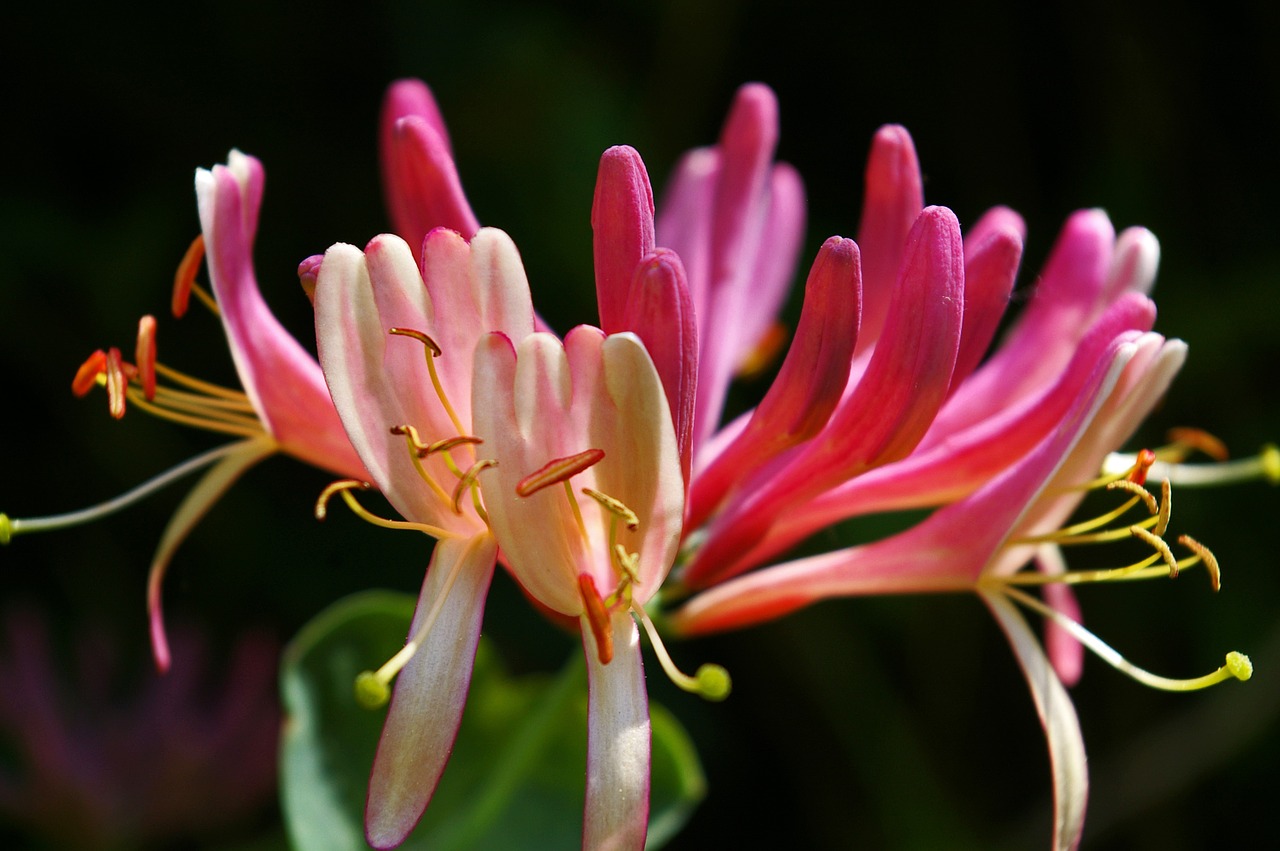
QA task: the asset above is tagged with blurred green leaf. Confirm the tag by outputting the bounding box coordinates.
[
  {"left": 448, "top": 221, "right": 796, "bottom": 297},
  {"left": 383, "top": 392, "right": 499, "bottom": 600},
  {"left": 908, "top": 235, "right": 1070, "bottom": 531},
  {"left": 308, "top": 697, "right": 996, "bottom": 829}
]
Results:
[{"left": 280, "top": 590, "right": 704, "bottom": 850}]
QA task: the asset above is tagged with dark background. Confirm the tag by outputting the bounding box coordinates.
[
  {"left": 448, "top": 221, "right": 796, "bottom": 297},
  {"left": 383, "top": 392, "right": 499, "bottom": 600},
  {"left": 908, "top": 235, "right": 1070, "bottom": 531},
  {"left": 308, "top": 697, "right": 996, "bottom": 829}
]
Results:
[{"left": 3, "top": 1, "right": 1279, "bottom": 848}]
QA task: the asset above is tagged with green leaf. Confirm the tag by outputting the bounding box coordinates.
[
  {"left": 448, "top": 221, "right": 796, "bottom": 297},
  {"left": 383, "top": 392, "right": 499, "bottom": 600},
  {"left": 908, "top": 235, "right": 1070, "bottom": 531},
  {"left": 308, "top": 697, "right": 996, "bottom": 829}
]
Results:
[{"left": 280, "top": 590, "right": 704, "bottom": 851}]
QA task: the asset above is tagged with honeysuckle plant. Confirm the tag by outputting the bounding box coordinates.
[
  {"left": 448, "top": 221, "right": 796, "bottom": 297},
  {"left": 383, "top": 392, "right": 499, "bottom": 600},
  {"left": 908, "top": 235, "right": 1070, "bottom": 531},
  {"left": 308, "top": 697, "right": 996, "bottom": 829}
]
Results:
[
  {"left": 312, "top": 225, "right": 724, "bottom": 850},
  {"left": 0, "top": 150, "right": 368, "bottom": 671}
]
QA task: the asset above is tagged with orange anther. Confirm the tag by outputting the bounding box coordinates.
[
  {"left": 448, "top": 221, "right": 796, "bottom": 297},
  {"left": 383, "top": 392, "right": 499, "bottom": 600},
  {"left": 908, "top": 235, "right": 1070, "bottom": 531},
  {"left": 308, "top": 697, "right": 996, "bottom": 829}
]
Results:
[
  {"left": 388, "top": 327, "right": 442, "bottom": 357},
  {"left": 1167, "top": 428, "right": 1229, "bottom": 462},
  {"left": 516, "top": 449, "right": 606, "bottom": 497},
  {"left": 104, "top": 347, "right": 128, "bottom": 420},
  {"left": 1128, "top": 448, "right": 1157, "bottom": 485},
  {"left": 72, "top": 349, "right": 108, "bottom": 397},
  {"left": 172, "top": 235, "right": 205, "bottom": 318},
  {"left": 136, "top": 315, "right": 158, "bottom": 401},
  {"left": 578, "top": 573, "right": 614, "bottom": 665}
]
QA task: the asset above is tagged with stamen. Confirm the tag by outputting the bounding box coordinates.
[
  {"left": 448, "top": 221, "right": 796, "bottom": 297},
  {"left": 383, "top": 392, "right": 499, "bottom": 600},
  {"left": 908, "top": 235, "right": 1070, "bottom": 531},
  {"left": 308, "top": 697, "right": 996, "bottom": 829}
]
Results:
[
  {"left": 451, "top": 460, "right": 497, "bottom": 514},
  {"left": 172, "top": 235, "right": 215, "bottom": 318},
  {"left": 1128, "top": 444, "right": 1280, "bottom": 488},
  {"left": 1167, "top": 427, "right": 1229, "bottom": 462},
  {"left": 354, "top": 540, "right": 475, "bottom": 709},
  {"left": 1128, "top": 448, "right": 1158, "bottom": 485},
  {"left": 582, "top": 488, "right": 640, "bottom": 531},
  {"left": 0, "top": 443, "right": 246, "bottom": 541},
  {"left": 579, "top": 573, "right": 614, "bottom": 664},
  {"left": 516, "top": 449, "right": 606, "bottom": 497},
  {"left": 736, "top": 321, "right": 789, "bottom": 380},
  {"left": 72, "top": 350, "right": 107, "bottom": 397},
  {"left": 315, "top": 479, "right": 456, "bottom": 539},
  {"left": 1106, "top": 479, "right": 1158, "bottom": 515},
  {"left": 136, "top": 315, "right": 158, "bottom": 401},
  {"left": 632, "top": 601, "right": 731, "bottom": 701},
  {"left": 1130, "top": 525, "right": 1180, "bottom": 577},
  {"left": 1178, "top": 535, "right": 1221, "bottom": 591},
  {"left": 389, "top": 425, "right": 452, "bottom": 506},
  {"left": 1003, "top": 586, "right": 1251, "bottom": 691},
  {"left": 388, "top": 328, "right": 465, "bottom": 436},
  {"left": 105, "top": 347, "right": 128, "bottom": 419}
]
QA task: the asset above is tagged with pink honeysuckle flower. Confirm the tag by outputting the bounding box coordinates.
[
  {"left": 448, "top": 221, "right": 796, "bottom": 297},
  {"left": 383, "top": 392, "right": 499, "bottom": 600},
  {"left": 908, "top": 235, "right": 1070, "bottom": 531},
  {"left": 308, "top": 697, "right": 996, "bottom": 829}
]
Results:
[
  {"left": 671, "top": 328, "right": 1254, "bottom": 851},
  {"left": 1, "top": 150, "right": 368, "bottom": 673},
  {"left": 313, "top": 226, "right": 712, "bottom": 850}
]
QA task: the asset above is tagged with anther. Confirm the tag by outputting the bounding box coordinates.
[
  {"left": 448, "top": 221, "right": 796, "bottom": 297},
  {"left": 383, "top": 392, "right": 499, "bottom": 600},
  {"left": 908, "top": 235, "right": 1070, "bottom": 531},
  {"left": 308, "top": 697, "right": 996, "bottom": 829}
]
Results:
[
  {"left": 1106, "top": 479, "right": 1158, "bottom": 515},
  {"left": 172, "top": 235, "right": 207, "bottom": 318},
  {"left": 583, "top": 488, "right": 640, "bottom": 531},
  {"left": 579, "top": 573, "right": 614, "bottom": 665},
  {"left": 1130, "top": 525, "right": 1180, "bottom": 578},
  {"left": 72, "top": 350, "right": 108, "bottom": 397},
  {"left": 452, "top": 459, "right": 497, "bottom": 514},
  {"left": 1167, "top": 427, "right": 1229, "bottom": 462},
  {"left": 315, "top": 479, "right": 372, "bottom": 521},
  {"left": 105, "top": 347, "right": 128, "bottom": 420},
  {"left": 1129, "top": 448, "right": 1157, "bottom": 485},
  {"left": 516, "top": 449, "right": 606, "bottom": 497},
  {"left": 1178, "top": 534, "right": 1221, "bottom": 591},
  {"left": 136, "top": 315, "right": 158, "bottom": 401},
  {"left": 388, "top": 327, "right": 442, "bottom": 357},
  {"left": 423, "top": 435, "right": 483, "bottom": 457}
]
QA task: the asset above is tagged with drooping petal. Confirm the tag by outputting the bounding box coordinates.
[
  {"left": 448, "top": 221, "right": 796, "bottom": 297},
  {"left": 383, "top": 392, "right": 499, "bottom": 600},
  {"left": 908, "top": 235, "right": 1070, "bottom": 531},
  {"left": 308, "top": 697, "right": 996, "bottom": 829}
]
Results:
[
  {"left": 147, "top": 436, "right": 276, "bottom": 672},
  {"left": 1037, "top": 545, "right": 1085, "bottom": 687},
  {"left": 582, "top": 610, "right": 650, "bottom": 851},
  {"left": 983, "top": 591, "right": 1088, "bottom": 851},
  {"left": 195, "top": 154, "right": 365, "bottom": 479},
  {"left": 365, "top": 533, "right": 498, "bottom": 849}
]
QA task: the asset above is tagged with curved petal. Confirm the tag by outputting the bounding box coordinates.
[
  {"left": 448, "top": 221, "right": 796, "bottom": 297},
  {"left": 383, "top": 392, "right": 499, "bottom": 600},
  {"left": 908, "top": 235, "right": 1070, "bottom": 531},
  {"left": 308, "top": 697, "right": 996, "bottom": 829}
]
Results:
[
  {"left": 983, "top": 591, "right": 1088, "bottom": 851},
  {"left": 583, "top": 610, "right": 650, "bottom": 851},
  {"left": 194, "top": 154, "right": 366, "bottom": 479},
  {"left": 147, "top": 436, "right": 276, "bottom": 672},
  {"left": 366, "top": 533, "right": 498, "bottom": 849},
  {"left": 592, "top": 146, "right": 656, "bottom": 334}
]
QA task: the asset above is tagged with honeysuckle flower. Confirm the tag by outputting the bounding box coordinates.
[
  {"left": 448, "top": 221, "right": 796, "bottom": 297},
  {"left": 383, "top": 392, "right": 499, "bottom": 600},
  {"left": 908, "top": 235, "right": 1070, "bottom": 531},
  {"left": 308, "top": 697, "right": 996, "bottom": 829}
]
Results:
[
  {"left": 643, "top": 91, "right": 1261, "bottom": 849},
  {"left": 313, "top": 226, "right": 712, "bottom": 850},
  {"left": 0, "top": 151, "right": 367, "bottom": 672}
]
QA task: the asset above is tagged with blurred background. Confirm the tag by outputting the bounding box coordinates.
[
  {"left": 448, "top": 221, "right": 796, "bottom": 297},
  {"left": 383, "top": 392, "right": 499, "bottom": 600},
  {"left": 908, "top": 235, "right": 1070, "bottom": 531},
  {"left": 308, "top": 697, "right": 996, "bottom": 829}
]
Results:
[{"left": 3, "top": 1, "right": 1278, "bottom": 848}]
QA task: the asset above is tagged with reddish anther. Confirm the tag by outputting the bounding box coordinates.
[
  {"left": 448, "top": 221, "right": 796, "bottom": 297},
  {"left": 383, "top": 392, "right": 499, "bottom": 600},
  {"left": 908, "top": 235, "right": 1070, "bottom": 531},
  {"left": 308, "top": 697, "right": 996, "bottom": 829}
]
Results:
[
  {"left": 171, "top": 234, "right": 205, "bottom": 318},
  {"left": 516, "top": 448, "right": 606, "bottom": 497},
  {"left": 104, "top": 347, "right": 128, "bottom": 420},
  {"left": 1128, "top": 448, "right": 1157, "bottom": 485},
  {"left": 578, "top": 573, "right": 614, "bottom": 665},
  {"left": 72, "top": 350, "right": 108, "bottom": 397},
  {"left": 136, "top": 315, "right": 158, "bottom": 401},
  {"left": 1168, "top": 427, "right": 1229, "bottom": 462}
]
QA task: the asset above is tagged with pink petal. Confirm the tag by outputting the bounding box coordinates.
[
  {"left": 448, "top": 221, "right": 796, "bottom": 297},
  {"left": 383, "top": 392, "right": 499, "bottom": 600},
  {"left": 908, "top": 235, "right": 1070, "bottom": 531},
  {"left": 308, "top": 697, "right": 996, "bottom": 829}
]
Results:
[
  {"left": 195, "top": 155, "right": 366, "bottom": 479},
  {"left": 1037, "top": 545, "right": 1085, "bottom": 687},
  {"left": 950, "top": 207, "right": 1024, "bottom": 388},
  {"left": 582, "top": 610, "right": 650, "bottom": 851},
  {"left": 366, "top": 533, "right": 498, "bottom": 849}
]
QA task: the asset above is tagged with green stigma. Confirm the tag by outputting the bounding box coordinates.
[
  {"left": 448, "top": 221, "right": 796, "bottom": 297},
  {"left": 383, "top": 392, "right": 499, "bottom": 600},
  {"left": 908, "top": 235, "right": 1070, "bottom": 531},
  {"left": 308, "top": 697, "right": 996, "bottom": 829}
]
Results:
[
  {"left": 695, "top": 664, "right": 732, "bottom": 702},
  {"left": 1226, "top": 651, "right": 1253, "bottom": 681},
  {"left": 355, "top": 670, "right": 391, "bottom": 709},
  {"left": 0, "top": 514, "right": 11, "bottom": 546}
]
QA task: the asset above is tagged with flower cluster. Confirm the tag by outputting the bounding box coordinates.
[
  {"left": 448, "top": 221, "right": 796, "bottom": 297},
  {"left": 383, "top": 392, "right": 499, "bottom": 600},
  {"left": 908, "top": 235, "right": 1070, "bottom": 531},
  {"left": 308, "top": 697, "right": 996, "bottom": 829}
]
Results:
[{"left": 5, "top": 77, "right": 1269, "bottom": 851}]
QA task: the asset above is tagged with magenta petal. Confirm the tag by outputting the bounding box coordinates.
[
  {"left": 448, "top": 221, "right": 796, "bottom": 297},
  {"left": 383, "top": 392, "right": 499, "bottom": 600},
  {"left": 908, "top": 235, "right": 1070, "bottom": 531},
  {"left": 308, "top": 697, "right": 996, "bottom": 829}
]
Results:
[
  {"left": 582, "top": 611, "right": 650, "bottom": 851},
  {"left": 950, "top": 207, "right": 1024, "bottom": 387},
  {"left": 622, "top": 249, "right": 697, "bottom": 482},
  {"left": 592, "top": 146, "right": 656, "bottom": 334},
  {"left": 1037, "top": 546, "right": 1085, "bottom": 687},
  {"left": 855, "top": 124, "right": 924, "bottom": 352},
  {"left": 688, "top": 235, "right": 860, "bottom": 530},
  {"left": 366, "top": 533, "right": 498, "bottom": 849}
]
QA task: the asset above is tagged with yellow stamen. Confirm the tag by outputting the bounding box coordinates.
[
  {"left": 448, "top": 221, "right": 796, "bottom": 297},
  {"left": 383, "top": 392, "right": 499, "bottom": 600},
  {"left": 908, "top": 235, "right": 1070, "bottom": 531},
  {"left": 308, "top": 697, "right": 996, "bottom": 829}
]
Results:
[
  {"left": 1130, "top": 525, "right": 1180, "bottom": 577},
  {"left": 563, "top": 482, "right": 590, "bottom": 543},
  {"left": 1178, "top": 535, "right": 1221, "bottom": 591},
  {"left": 632, "top": 601, "right": 731, "bottom": 701},
  {"left": 388, "top": 328, "right": 466, "bottom": 436},
  {"left": 451, "top": 460, "right": 497, "bottom": 514},
  {"left": 1002, "top": 586, "right": 1250, "bottom": 691},
  {"left": 314, "top": 479, "right": 456, "bottom": 539},
  {"left": 389, "top": 425, "right": 453, "bottom": 507},
  {"left": 582, "top": 488, "right": 639, "bottom": 531}
]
